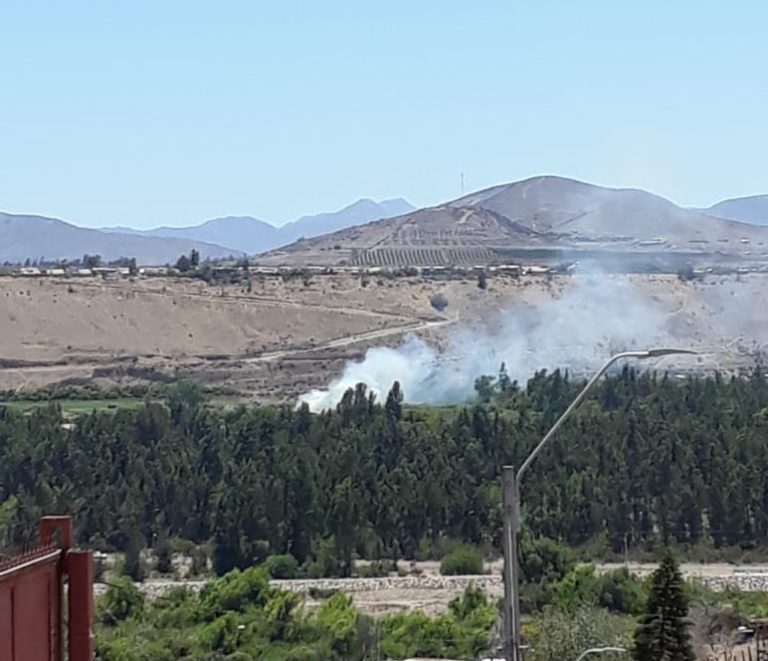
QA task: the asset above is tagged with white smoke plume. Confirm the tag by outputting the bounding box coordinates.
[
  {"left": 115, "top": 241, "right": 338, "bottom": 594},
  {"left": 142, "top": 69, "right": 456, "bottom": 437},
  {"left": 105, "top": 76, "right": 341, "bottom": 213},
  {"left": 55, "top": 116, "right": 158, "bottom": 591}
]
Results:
[{"left": 299, "top": 270, "right": 690, "bottom": 411}]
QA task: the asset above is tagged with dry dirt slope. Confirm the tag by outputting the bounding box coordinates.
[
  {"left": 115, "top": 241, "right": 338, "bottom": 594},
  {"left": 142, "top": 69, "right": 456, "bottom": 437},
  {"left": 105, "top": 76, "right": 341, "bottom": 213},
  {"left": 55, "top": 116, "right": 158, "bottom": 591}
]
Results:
[{"left": 0, "top": 272, "right": 765, "bottom": 398}]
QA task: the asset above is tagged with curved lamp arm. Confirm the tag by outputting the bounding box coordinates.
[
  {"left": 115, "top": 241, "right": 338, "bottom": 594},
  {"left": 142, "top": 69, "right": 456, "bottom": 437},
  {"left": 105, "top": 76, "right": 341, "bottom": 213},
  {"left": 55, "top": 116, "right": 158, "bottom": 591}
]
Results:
[
  {"left": 574, "top": 647, "right": 627, "bottom": 661},
  {"left": 516, "top": 348, "right": 697, "bottom": 484}
]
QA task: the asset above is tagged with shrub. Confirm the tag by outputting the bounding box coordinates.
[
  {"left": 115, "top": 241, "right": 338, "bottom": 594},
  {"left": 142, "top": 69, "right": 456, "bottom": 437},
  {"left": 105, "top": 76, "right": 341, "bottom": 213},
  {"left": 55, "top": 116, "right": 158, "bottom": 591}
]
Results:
[
  {"left": 263, "top": 554, "right": 299, "bottom": 579},
  {"left": 430, "top": 292, "right": 448, "bottom": 312},
  {"left": 556, "top": 565, "right": 646, "bottom": 615},
  {"left": 356, "top": 559, "right": 391, "bottom": 578},
  {"left": 440, "top": 546, "right": 484, "bottom": 575},
  {"left": 199, "top": 567, "right": 272, "bottom": 620},
  {"left": 98, "top": 576, "right": 145, "bottom": 625}
]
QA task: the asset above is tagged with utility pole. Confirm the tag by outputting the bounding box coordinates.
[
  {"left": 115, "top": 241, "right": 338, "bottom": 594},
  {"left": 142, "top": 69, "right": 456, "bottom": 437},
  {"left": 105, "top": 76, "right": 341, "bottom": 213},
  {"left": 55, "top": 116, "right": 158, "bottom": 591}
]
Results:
[{"left": 501, "top": 466, "right": 521, "bottom": 661}]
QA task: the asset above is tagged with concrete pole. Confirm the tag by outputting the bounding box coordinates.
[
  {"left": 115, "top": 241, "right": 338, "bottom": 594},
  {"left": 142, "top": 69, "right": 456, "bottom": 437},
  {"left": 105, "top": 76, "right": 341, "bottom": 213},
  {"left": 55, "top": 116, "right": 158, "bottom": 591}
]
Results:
[
  {"left": 68, "top": 549, "right": 94, "bottom": 661},
  {"left": 502, "top": 466, "right": 521, "bottom": 661}
]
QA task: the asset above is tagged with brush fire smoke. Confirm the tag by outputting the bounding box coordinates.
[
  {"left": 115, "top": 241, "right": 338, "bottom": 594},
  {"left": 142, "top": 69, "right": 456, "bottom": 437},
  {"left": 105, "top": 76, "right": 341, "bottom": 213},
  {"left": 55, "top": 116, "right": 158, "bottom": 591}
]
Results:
[{"left": 299, "top": 271, "right": 694, "bottom": 411}]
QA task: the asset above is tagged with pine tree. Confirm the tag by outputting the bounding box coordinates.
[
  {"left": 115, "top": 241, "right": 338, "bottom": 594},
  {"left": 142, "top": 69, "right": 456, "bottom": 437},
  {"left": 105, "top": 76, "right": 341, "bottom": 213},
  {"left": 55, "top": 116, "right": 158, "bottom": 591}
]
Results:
[
  {"left": 123, "top": 528, "right": 145, "bottom": 582},
  {"left": 632, "top": 553, "right": 695, "bottom": 661},
  {"left": 154, "top": 528, "right": 173, "bottom": 574}
]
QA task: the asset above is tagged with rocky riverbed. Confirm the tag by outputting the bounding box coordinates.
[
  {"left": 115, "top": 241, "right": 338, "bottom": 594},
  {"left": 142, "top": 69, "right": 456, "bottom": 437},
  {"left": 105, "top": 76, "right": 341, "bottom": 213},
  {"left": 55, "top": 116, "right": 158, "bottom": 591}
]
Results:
[{"left": 94, "top": 564, "right": 768, "bottom": 616}]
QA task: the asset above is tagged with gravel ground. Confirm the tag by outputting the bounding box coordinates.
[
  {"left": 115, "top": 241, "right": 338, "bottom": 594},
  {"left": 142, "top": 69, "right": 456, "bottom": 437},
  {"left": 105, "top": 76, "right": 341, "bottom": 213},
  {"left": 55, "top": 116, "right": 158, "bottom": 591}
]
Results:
[{"left": 95, "top": 562, "right": 768, "bottom": 616}]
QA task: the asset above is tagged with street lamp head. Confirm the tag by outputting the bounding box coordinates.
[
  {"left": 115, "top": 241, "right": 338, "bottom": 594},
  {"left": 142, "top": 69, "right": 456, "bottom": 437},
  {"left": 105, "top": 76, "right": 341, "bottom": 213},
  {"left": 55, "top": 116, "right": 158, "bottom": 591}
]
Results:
[
  {"left": 574, "top": 646, "right": 627, "bottom": 661},
  {"left": 642, "top": 348, "right": 698, "bottom": 359}
]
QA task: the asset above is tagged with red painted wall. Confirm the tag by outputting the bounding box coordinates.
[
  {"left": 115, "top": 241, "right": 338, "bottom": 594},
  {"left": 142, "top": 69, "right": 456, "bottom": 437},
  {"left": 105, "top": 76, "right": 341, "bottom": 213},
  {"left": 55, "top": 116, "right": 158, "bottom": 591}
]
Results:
[
  {"left": 0, "top": 549, "right": 60, "bottom": 661},
  {"left": 0, "top": 516, "right": 92, "bottom": 661}
]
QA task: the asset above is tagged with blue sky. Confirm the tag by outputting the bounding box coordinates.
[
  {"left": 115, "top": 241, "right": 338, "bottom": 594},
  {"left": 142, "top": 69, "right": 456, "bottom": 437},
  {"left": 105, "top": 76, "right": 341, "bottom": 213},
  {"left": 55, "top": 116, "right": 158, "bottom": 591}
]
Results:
[{"left": 1, "top": 1, "right": 766, "bottom": 228}]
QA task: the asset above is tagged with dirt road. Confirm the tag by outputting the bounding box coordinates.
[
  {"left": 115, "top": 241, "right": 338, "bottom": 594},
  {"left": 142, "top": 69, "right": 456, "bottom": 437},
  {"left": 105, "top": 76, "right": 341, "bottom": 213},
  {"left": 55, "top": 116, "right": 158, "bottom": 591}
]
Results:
[{"left": 244, "top": 317, "right": 455, "bottom": 363}]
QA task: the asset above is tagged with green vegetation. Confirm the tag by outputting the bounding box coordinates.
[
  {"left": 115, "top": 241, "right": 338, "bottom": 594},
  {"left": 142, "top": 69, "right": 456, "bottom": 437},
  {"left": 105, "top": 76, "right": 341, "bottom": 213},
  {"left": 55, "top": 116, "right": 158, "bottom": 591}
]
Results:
[
  {"left": 525, "top": 607, "right": 633, "bottom": 661},
  {"left": 439, "top": 545, "right": 485, "bottom": 575},
  {"left": 5, "top": 367, "right": 768, "bottom": 657},
  {"left": 720, "top": 589, "right": 768, "bottom": 619},
  {"left": 263, "top": 554, "right": 300, "bottom": 580},
  {"left": 0, "top": 397, "right": 144, "bottom": 413},
  {"left": 633, "top": 554, "right": 695, "bottom": 661},
  {"left": 4, "top": 368, "right": 768, "bottom": 573},
  {"left": 95, "top": 568, "right": 496, "bottom": 660},
  {"left": 94, "top": 556, "right": 768, "bottom": 660},
  {"left": 0, "top": 380, "right": 243, "bottom": 414}
]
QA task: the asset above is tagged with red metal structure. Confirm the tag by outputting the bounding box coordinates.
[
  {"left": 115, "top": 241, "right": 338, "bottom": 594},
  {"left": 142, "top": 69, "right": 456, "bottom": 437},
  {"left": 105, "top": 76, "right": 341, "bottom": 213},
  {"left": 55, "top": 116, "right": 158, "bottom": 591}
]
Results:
[{"left": 0, "top": 516, "right": 93, "bottom": 661}]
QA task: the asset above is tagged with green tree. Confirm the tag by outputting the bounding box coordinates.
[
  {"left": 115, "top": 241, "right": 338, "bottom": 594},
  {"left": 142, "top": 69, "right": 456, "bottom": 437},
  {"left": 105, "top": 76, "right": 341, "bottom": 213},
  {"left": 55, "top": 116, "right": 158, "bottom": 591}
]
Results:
[
  {"left": 429, "top": 292, "right": 448, "bottom": 311},
  {"left": 527, "top": 606, "right": 631, "bottom": 661},
  {"left": 190, "top": 249, "right": 201, "bottom": 269},
  {"left": 123, "top": 528, "right": 145, "bottom": 582},
  {"left": 98, "top": 576, "right": 145, "bottom": 625},
  {"left": 263, "top": 554, "right": 299, "bottom": 579},
  {"left": 632, "top": 553, "right": 695, "bottom": 661},
  {"left": 155, "top": 528, "right": 173, "bottom": 574},
  {"left": 440, "top": 546, "right": 484, "bottom": 575},
  {"left": 175, "top": 254, "right": 192, "bottom": 272}
]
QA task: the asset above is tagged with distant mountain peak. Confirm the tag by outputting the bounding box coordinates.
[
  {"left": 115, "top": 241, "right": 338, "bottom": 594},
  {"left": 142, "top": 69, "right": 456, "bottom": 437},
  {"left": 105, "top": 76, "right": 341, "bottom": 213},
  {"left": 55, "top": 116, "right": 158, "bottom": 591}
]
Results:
[
  {"left": 93, "top": 198, "right": 415, "bottom": 255},
  {"left": 705, "top": 195, "right": 768, "bottom": 226},
  {"left": 277, "top": 198, "right": 416, "bottom": 247}
]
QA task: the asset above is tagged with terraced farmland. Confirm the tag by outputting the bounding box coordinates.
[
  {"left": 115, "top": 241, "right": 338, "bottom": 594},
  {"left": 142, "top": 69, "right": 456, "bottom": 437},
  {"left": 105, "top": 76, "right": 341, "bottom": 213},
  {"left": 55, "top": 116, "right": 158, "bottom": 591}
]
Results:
[{"left": 354, "top": 246, "right": 500, "bottom": 266}]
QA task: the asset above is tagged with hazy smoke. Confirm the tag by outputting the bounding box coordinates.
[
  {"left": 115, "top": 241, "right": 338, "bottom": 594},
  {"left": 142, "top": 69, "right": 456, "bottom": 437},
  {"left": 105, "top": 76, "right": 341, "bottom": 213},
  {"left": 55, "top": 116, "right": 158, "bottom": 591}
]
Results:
[{"left": 299, "top": 270, "right": 686, "bottom": 411}]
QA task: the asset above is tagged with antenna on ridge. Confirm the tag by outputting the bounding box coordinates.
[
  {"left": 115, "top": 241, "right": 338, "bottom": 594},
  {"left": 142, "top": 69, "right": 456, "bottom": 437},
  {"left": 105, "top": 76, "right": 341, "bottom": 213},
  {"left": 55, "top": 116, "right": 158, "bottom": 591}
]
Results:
[{"left": 461, "top": 172, "right": 465, "bottom": 195}]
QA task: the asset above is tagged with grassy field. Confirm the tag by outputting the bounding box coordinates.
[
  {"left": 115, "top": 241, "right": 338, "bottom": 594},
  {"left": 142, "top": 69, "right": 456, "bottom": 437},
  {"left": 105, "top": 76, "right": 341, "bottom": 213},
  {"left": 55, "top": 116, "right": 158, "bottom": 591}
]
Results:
[
  {"left": 0, "top": 398, "right": 145, "bottom": 413},
  {"left": 0, "top": 395, "right": 246, "bottom": 415}
]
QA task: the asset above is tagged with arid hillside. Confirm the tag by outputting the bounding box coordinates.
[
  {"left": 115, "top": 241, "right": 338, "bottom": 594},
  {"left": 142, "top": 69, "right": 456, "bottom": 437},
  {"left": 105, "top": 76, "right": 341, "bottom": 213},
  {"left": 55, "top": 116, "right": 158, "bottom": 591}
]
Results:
[
  {"left": 261, "top": 176, "right": 768, "bottom": 267},
  {"left": 0, "top": 271, "right": 765, "bottom": 402}
]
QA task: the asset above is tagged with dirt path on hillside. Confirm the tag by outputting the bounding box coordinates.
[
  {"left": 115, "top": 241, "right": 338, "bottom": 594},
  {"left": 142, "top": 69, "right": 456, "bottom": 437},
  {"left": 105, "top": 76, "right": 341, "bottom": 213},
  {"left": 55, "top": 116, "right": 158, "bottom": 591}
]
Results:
[
  {"left": 0, "top": 315, "right": 455, "bottom": 387},
  {"left": 243, "top": 317, "right": 455, "bottom": 363}
]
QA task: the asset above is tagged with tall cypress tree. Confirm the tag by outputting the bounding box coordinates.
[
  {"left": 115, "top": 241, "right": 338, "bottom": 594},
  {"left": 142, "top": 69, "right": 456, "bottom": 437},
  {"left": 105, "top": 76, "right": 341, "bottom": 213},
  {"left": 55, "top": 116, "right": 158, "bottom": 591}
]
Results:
[
  {"left": 632, "top": 553, "right": 695, "bottom": 661},
  {"left": 123, "top": 527, "right": 145, "bottom": 582}
]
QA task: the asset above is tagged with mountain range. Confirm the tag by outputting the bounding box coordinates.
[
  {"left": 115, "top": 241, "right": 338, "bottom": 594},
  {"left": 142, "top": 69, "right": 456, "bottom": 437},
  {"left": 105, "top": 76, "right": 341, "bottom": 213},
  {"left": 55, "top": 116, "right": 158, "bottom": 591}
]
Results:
[
  {"left": 703, "top": 195, "right": 768, "bottom": 227},
  {"left": 102, "top": 198, "right": 414, "bottom": 255},
  {"left": 264, "top": 176, "right": 768, "bottom": 266},
  {"left": 4, "top": 178, "right": 768, "bottom": 266},
  {"left": 0, "top": 212, "right": 236, "bottom": 265},
  {"left": 0, "top": 198, "right": 414, "bottom": 265}
]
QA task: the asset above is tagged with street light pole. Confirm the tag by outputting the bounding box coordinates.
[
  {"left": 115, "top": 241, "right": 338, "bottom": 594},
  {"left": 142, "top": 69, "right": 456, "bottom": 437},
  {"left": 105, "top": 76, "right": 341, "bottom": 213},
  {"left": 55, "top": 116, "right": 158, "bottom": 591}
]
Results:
[{"left": 502, "top": 348, "right": 696, "bottom": 661}]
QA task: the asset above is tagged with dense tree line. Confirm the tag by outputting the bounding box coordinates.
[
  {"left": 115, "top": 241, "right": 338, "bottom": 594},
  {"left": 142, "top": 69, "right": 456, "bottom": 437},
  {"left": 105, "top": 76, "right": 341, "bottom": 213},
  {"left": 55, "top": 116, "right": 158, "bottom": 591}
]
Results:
[{"left": 2, "top": 368, "right": 768, "bottom": 574}]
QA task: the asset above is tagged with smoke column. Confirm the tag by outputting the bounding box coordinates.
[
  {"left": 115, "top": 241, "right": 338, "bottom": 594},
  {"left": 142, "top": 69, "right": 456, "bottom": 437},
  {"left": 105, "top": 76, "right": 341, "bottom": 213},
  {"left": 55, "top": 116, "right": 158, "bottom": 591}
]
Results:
[{"left": 299, "top": 270, "right": 683, "bottom": 411}]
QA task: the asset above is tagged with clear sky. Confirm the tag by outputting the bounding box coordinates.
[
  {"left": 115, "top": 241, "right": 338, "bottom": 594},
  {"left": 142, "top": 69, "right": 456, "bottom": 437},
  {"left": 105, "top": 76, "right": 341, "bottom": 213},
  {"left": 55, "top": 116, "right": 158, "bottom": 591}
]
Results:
[{"left": 1, "top": 1, "right": 766, "bottom": 228}]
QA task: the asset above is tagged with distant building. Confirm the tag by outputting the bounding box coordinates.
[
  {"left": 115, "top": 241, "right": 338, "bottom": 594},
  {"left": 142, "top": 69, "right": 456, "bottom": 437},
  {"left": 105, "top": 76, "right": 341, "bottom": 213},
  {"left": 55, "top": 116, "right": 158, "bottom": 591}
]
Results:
[{"left": 140, "top": 266, "right": 171, "bottom": 276}]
